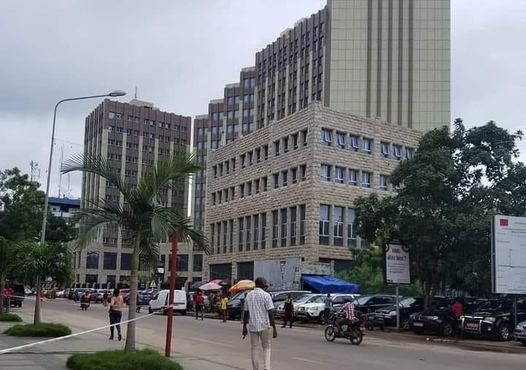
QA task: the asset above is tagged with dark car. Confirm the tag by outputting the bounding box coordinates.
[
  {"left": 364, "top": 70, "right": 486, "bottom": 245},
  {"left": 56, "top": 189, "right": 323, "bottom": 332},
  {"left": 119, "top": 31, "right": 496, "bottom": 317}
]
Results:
[
  {"left": 227, "top": 292, "right": 248, "bottom": 320},
  {"left": 460, "top": 299, "right": 526, "bottom": 341},
  {"left": 410, "top": 302, "right": 457, "bottom": 336},
  {"left": 354, "top": 295, "right": 397, "bottom": 315},
  {"left": 374, "top": 297, "right": 424, "bottom": 330},
  {"left": 514, "top": 320, "right": 526, "bottom": 346}
]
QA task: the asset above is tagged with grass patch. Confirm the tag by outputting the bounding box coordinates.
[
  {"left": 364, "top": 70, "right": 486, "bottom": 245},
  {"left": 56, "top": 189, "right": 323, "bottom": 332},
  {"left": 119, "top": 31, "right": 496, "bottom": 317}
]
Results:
[
  {"left": 4, "top": 323, "right": 72, "bottom": 337},
  {"left": 0, "top": 312, "right": 22, "bottom": 322},
  {"left": 67, "top": 349, "right": 183, "bottom": 370}
]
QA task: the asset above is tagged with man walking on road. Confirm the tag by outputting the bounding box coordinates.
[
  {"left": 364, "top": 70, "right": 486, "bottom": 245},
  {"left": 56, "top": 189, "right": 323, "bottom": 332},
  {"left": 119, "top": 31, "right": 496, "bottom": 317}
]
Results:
[
  {"left": 242, "top": 277, "right": 277, "bottom": 370},
  {"left": 194, "top": 290, "right": 204, "bottom": 320}
]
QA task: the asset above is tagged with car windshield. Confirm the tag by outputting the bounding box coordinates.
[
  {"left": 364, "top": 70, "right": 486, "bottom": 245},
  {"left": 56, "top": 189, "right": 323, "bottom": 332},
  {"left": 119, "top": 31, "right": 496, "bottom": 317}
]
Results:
[
  {"left": 356, "top": 296, "right": 372, "bottom": 305},
  {"left": 295, "top": 294, "right": 318, "bottom": 304},
  {"left": 306, "top": 295, "right": 325, "bottom": 303},
  {"left": 399, "top": 297, "right": 417, "bottom": 307}
]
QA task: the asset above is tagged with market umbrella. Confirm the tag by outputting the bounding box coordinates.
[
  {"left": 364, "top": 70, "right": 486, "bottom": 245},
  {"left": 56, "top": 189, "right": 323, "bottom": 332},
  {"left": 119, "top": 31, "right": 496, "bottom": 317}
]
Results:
[
  {"left": 198, "top": 282, "right": 222, "bottom": 291},
  {"left": 209, "top": 279, "right": 223, "bottom": 285},
  {"left": 229, "top": 280, "right": 255, "bottom": 294},
  {"left": 189, "top": 280, "right": 206, "bottom": 291}
]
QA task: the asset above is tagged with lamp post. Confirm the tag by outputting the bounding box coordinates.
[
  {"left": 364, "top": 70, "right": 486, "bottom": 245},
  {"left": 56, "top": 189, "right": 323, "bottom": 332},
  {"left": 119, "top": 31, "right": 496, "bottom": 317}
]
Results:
[{"left": 39, "top": 90, "right": 126, "bottom": 245}]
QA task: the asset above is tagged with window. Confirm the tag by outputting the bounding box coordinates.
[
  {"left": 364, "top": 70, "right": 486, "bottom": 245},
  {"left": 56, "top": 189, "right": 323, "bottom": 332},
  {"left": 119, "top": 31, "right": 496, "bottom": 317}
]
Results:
[
  {"left": 230, "top": 187, "right": 235, "bottom": 201},
  {"left": 319, "top": 205, "right": 330, "bottom": 245},
  {"left": 238, "top": 217, "right": 244, "bottom": 251},
  {"left": 348, "top": 169, "right": 358, "bottom": 186},
  {"left": 210, "top": 224, "right": 215, "bottom": 253},
  {"left": 262, "top": 177, "right": 268, "bottom": 191},
  {"left": 299, "top": 205, "right": 306, "bottom": 245},
  {"left": 292, "top": 133, "right": 299, "bottom": 148},
  {"left": 321, "top": 128, "right": 332, "bottom": 145},
  {"left": 301, "top": 129, "right": 308, "bottom": 146},
  {"left": 281, "top": 208, "right": 287, "bottom": 247},
  {"left": 381, "top": 142, "right": 390, "bottom": 158},
  {"left": 347, "top": 209, "right": 357, "bottom": 247},
  {"left": 290, "top": 206, "right": 297, "bottom": 246},
  {"left": 120, "top": 253, "right": 132, "bottom": 270},
  {"left": 103, "top": 252, "right": 117, "bottom": 270},
  {"left": 321, "top": 164, "right": 331, "bottom": 181},
  {"left": 177, "top": 254, "right": 189, "bottom": 272},
  {"left": 108, "top": 112, "right": 115, "bottom": 119},
  {"left": 229, "top": 220, "right": 234, "bottom": 252},
  {"left": 379, "top": 175, "right": 388, "bottom": 191},
  {"left": 212, "top": 193, "right": 216, "bottom": 205},
  {"left": 240, "top": 184, "right": 245, "bottom": 198},
  {"left": 273, "top": 173, "right": 279, "bottom": 189},
  {"left": 255, "top": 179, "right": 260, "bottom": 194},
  {"left": 193, "top": 254, "right": 203, "bottom": 272},
  {"left": 336, "top": 132, "right": 346, "bottom": 149},
  {"left": 86, "top": 251, "right": 99, "bottom": 269},
  {"left": 361, "top": 171, "right": 371, "bottom": 188},
  {"left": 245, "top": 216, "right": 251, "bottom": 251},
  {"left": 349, "top": 135, "right": 359, "bottom": 151},
  {"left": 253, "top": 214, "right": 259, "bottom": 250},
  {"left": 300, "top": 165, "right": 307, "bottom": 180},
  {"left": 261, "top": 213, "right": 267, "bottom": 249},
  {"left": 282, "top": 170, "right": 288, "bottom": 186},
  {"left": 405, "top": 147, "right": 415, "bottom": 159},
  {"left": 334, "top": 206, "right": 344, "bottom": 246},
  {"left": 263, "top": 145, "right": 269, "bottom": 159},
  {"left": 274, "top": 140, "right": 281, "bottom": 155},
  {"left": 393, "top": 145, "right": 402, "bottom": 160},
  {"left": 241, "top": 154, "right": 246, "bottom": 168},
  {"left": 272, "top": 210, "right": 279, "bottom": 248},
  {"left": 291, "top": 167, "right": 298, "bottom": 183},
  {"left": 255, "top": 148, "right": 261, "bottom": 162},
  {"left": 247, "top": 181, "right": 252, "bottom": 196},
  {"left": 232, "top": 158, "right": 236, "bottom": 172},
  {"left": 283, "top": 137, "right": 289, "bottom": 152},
  {"left": 335, "top": 166, "right": 344, "bottom": 184},
  {"left": 363, "top": 138, "right": 373, "bottom": 153}
]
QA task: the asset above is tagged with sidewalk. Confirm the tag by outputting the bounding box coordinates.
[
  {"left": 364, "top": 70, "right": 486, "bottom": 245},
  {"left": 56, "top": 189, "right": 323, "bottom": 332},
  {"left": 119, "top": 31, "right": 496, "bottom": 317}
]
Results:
[{"left": 0, "top": 319, "right": 239, "bottom": 370}]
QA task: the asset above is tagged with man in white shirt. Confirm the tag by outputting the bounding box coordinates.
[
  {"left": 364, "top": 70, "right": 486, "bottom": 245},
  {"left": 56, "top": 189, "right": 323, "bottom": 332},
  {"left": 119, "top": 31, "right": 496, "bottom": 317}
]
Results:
[{"left": 242, "top": 277, "right": 278, "bottom": 370}]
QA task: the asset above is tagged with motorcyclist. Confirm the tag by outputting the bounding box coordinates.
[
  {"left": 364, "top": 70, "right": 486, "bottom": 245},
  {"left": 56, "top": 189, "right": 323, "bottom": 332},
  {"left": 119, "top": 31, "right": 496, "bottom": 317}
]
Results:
[{"left": 337, "top": 297, "right": 356, "bottom": 331}]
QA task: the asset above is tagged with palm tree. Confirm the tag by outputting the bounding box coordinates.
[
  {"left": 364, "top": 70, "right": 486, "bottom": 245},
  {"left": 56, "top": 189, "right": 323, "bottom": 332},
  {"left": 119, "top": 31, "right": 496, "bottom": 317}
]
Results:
[
  {"left": 10, "top": 241, "right": 73, "bottom": 324},
  {"left": 62, "top": 153, "right": 208, "bottom": 351}
]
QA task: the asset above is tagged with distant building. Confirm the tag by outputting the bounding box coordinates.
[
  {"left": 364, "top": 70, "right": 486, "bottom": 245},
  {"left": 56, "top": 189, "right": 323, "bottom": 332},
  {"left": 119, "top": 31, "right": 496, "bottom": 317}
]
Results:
[
  {"left": 47, "top": 197, "right": 80, "bottom": 218},
  {"left": 76, "top": 99, "right": 197, "bottom": 289}
]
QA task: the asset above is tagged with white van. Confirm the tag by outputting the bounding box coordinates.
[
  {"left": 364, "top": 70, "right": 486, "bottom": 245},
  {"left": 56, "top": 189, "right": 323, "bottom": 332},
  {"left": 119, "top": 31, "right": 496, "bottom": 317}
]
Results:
[{"left": 148, "top": 289, "right": 187, "bottom": 315}]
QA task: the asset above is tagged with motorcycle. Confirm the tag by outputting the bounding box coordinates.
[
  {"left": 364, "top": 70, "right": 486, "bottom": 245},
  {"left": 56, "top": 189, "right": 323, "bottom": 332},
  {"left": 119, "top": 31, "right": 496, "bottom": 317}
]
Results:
[{"left": 324, "top": 312, "right": 364, "bottom": 345}]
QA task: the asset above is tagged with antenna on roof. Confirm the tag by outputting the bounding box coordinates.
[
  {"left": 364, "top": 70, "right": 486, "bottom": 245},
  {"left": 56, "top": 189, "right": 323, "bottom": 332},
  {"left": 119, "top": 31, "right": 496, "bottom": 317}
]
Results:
[{"left": 134, "top": 86, "right": 138, "bottom": 99}]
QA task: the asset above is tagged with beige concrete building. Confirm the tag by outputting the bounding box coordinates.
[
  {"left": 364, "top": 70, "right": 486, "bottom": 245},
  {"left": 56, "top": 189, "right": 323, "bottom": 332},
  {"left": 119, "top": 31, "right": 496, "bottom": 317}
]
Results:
[
  {"left": 204, "top": 103, "right": 420, "bottom": 289},
  {"left": 76, "top": 99, "right": 199, "bottom": 289}
]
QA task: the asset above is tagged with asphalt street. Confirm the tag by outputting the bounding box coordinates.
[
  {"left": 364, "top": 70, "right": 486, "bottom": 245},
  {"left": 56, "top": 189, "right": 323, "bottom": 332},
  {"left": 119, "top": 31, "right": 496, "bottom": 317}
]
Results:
[{"left": 10, "top": 298, "right": 525, "bottom": 370}]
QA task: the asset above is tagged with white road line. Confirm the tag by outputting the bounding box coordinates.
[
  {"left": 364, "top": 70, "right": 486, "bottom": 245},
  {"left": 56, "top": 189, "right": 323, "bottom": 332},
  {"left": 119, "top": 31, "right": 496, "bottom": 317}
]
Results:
[
  {"left": 187, "top": 337, "right": 235, "bottom": 348},
  {"left": 292, "top": 357, "right": 323, "bottom": 364}
]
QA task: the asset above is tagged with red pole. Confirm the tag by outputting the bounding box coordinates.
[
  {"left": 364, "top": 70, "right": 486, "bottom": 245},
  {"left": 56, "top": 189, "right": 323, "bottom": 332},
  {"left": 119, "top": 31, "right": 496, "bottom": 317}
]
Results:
[{"left": 165, "top": 232, "right": 178, "bottom": 357}]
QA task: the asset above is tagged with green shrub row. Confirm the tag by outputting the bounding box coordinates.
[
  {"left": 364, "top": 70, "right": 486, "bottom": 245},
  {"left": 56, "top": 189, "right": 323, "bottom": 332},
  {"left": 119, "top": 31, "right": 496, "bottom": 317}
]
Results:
[
  {"left": 4, "top": 323, "right": 72, "bottom": 337},
  {"left": 0, "top": 312, "right": 22, "bottom": 322},
  {"left": 67, "top": 349, "right": 183, "bottom": 370}
]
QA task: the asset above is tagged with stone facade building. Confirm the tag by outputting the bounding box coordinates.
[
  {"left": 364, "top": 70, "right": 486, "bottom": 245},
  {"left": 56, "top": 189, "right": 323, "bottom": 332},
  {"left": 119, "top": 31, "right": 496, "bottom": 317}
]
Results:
[{"left": 204, "top": 103, "right": 421, "bottom": 288}]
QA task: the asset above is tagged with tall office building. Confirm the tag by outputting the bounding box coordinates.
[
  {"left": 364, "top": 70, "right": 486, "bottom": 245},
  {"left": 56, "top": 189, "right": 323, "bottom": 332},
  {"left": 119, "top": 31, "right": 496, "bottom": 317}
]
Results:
[
  {"left": 76, "top": 99, "right": 196, "bottom": 288},
  {"left": 195, "top": 0, "right": 449, "bottom": 283}
]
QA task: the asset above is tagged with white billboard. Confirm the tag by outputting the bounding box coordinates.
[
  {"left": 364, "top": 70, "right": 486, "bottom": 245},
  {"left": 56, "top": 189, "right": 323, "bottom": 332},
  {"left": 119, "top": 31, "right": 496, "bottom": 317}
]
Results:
[
  {"left": 492, "top": 215, "right": 526, "bottom": 294},
  {"left": 384, "top": 243, "right": 410, "bottom": 284},
  {"left": 254, "top": 258, "right": 300, "bottom": 291}
]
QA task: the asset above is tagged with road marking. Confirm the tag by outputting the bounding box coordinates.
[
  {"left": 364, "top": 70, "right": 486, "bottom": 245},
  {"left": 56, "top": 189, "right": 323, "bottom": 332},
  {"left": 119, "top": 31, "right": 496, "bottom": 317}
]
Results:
[
  {"left": 292, "top": 357, "right": 323, "bottom": 364},
  {"left": 188, "top": 337, "right": 234, "bottom": 348}
]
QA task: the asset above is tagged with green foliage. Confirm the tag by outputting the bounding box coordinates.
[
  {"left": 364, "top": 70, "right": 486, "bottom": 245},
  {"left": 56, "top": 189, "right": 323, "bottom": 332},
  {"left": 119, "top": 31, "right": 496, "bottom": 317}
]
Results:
[
  {"left": 338, "top": 248, "right": 385, "bottom": 294},
  {"left": 0, "top": 167, "right": 44, "bottom": 241},
  {"left": 62, "top": 152, "right": 208, "bottom": 351},
  {"left": 66, "top": 349, "right": 183, "bottom": 370},
  {"left": 46, "top": 215, "right": 78, "bottom": 243},
  {"left": 0, "top": 312, "right": 22, "bottom": 322},
  {"left": 4, "top": 323, "right": 71, "bottom": 337},
  {"left": 10, "top": 241, "right": 73, "bottom": 286},
  {"left": 354, "top": 120, "right": 525, "bottom": 306}
]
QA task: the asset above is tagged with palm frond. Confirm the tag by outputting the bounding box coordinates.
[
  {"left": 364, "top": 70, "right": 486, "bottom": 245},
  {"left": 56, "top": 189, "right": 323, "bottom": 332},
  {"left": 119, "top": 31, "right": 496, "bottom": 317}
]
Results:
[
  {"left": 61, "top": 154, "right": 132, "bottom": 198},
  {"left": 72, "top": 204, "right": 125, "bottom": 250},
  {"left": 165, "top": 210, "right": 209, "bottom": 254}
]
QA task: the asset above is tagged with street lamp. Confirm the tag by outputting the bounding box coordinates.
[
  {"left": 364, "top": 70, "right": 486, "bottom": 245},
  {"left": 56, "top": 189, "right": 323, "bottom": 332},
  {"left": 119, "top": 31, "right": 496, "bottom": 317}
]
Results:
[{"left": 39, "top": 90, "right": 126, "bottom": 245}]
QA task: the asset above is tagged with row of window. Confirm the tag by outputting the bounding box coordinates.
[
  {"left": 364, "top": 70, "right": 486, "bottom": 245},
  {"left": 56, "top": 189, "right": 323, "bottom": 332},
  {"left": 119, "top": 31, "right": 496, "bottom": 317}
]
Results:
[
  {"left": 320, "top": 164, "right": 391, "bottom": 191},
  {"left": 225, "top": 94, "right": 255, "bottom": 106},
  {"left": 108, "top": 112, "right": 187, "bottom": 132},
  {"left": 108, "top": 139, "right": 187, "bottom": 151},
  {"left": 209, "top": 204, "right": 306, "bottom": 254},
  {"left": 85, "top": 251, "right": 202, "bottom": 272},
  {"left": 210, "top": 164, "right": 308, "bottom": 206},
  {"left": 320, "top": 128, "right": 415, "bottom": 160},
  {"left": 272, "top": 129, "right": 308, "bottom": 156},
  {"left": 319, "top": 205, "right": 366, "bottom": 248}
]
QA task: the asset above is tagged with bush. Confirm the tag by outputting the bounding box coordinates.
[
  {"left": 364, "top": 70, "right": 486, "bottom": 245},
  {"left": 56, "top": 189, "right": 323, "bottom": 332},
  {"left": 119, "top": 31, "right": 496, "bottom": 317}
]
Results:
[
  {"left": 67, "top": 349, "right": 183, "bottom": 370},
  {"left": 4, "top": 323, "right": 72, "bottom": 337},
  {"left": 0, "top": 312, "right": 23, "bottom": 322}
]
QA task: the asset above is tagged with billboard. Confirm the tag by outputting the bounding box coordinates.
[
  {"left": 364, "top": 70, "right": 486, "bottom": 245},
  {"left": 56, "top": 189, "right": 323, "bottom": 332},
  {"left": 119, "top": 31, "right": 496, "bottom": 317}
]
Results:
[
  {"left": 254, "top": 258, "right": 300, "bottom": 290},
  {"left": 492, "top": 215, "right": 526, "bottom": 294},
  {"left": 384, "top": 242, "right": 410, "bottom": 285}
]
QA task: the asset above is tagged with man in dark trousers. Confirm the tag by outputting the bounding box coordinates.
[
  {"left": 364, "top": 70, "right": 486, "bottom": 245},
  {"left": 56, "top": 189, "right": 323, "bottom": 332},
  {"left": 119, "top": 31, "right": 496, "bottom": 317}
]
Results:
[{"left": 242, "top": 277, "right": 277, "bottom": 370}]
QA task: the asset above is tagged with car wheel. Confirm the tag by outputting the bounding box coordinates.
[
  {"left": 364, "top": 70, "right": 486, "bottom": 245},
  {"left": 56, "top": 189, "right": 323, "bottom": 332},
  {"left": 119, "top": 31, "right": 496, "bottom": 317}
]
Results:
[
  {"left": 324, "top": 326, "right": 336, "bottom": 342},
  {"left": 148, "top": 307, "right": 153, "bottom": 314},
  {"left": 401, "top": 319, "right": 410, "bottom": 331},
  {"left": 442, "top": 322, "right": 453, "bottom": 336},
  {"left": 497, "top": 324, "right": 510, "bottom": 341}
]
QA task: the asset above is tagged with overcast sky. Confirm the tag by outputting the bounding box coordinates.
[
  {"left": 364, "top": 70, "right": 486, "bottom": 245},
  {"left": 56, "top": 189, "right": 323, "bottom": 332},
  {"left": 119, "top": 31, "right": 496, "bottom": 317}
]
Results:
[{"left": 1, "top": 0, "right": 524, "bottom": 198}]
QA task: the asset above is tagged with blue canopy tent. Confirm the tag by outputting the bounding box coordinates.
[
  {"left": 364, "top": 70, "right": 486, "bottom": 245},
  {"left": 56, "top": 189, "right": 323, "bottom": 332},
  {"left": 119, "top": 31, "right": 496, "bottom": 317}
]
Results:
[{"left": 301, "top": 274, "right": 360, "bottom": 294}]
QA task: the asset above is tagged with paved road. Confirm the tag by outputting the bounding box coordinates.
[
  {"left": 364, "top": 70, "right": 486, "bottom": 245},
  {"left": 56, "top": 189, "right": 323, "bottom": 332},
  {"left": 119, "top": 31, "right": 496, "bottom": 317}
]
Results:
[{"left": 10, "top": 298, "right": 526, "bottom": 370}]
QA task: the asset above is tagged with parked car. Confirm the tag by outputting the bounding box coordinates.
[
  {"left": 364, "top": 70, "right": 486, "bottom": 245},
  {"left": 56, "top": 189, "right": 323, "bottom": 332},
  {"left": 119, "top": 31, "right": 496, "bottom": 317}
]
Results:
[
  {"left": 275, "top": 293, "right": 320, "bottom": 318},
  {"left": 354, "top": 295, "right": 397, "bottom": 315},
  {"left": 148, "top": 289, "right": 187, "bottom": 315},
  {"left": 296, "top": 294, "right": 359, "bottom": 323},
  {"left": 227, "top": 292, "right": 248, "bottom": 320},
  {"left": 515, "top": 320, "right": 526, "bottom": 346},
  {"left": 270, "top": 290, "right": 311, "bottom": 305},
  {"left": 137, "top": 290, "right": 156, "bottom": 306},
  {"left": 374, "top": 297, "right": 424, "bottom": 330},
  {"left": 410, "top": 304, "right": 457, "bottom": 336},
  {"left": 460, "top": 299, "right": 526, "bottom": 341}
]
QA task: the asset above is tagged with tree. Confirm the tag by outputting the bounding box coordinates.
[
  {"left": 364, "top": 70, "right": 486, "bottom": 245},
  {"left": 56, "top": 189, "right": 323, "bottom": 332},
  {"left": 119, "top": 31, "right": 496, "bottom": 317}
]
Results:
[
  {"left": 10, "top": 241, "right": 73, "bottom": 324},
  {"left": 62, "top": 153, "right": 208, "bottom": 351},
  {"left": 45, "top": 215, "right": 78, "bottom": 244},
  {"left": 338, "top": 248, "right": 385, "bottom": 294},
  {"left": 0, "top": 236, "right": 12, "bottom": 314},
  {"left": 354, "top": 120, "right": 525, "bottom": 308},
  {"left": 0, "top": 167, "right": 44, "bottom": 241}
]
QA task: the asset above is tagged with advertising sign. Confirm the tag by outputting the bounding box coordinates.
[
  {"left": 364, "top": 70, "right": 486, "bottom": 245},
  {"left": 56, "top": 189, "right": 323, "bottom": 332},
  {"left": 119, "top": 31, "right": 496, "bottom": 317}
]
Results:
[
  {"left": 492, "top": 215, "right": 526, "bottom": 294},
  {"left": 384, "top": 242, "right": 410, "bottom": 285}
]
